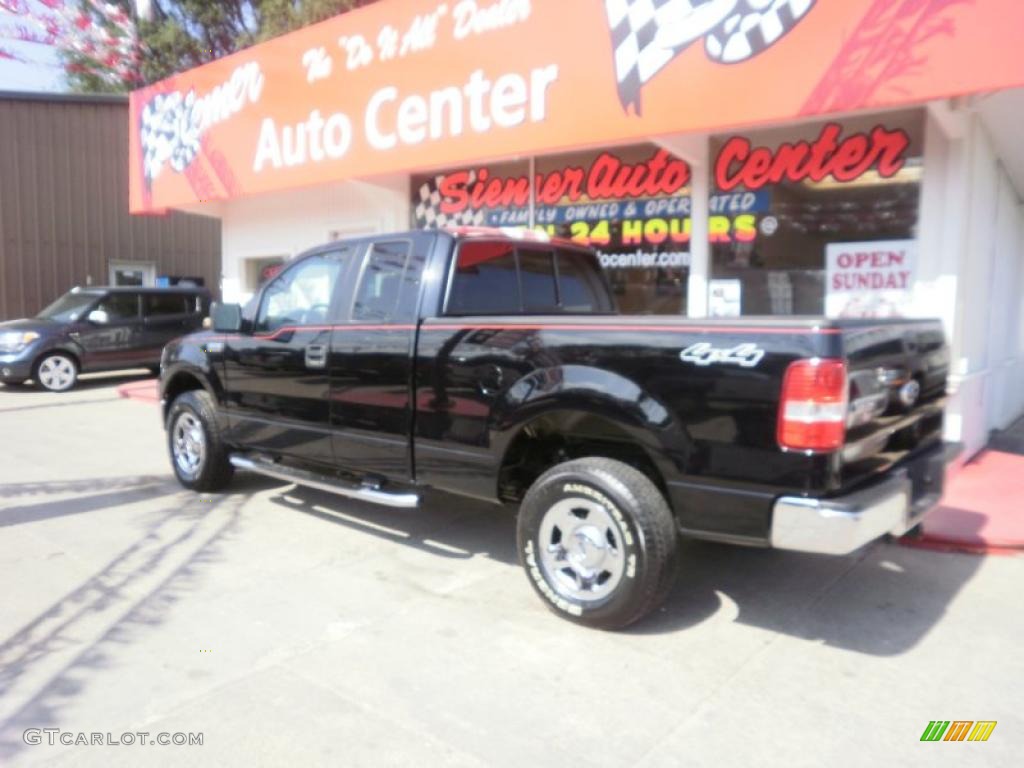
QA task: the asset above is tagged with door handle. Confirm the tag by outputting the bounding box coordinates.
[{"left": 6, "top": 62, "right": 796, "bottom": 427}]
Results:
[{"left": 305, "top": 344, "right": 328, "bottom": 369}]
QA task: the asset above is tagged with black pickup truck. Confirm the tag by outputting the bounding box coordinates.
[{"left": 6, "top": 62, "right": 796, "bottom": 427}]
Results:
[{"left": 159, "top": 228, "right": 950, "bottom": 628}]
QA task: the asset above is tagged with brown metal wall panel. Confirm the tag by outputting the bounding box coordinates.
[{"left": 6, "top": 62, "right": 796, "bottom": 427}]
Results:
[{"left": 0, "top": 96, "right": 221, "bottom": 320}]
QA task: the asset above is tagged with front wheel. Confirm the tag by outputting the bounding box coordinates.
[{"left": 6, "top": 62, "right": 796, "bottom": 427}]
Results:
[
  {"left": 517, "top": 457, "right": 679, "bottom": 630},
  {"left": 34, "top": 353, "right": 78, "bottom": 392},
  {"left": 166, "top": 390, "right": 234, "bottom": 491}
]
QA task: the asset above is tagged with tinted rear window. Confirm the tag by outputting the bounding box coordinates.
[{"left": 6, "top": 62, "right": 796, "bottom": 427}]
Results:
[
  {"left": 557, "top": 250, "right": 613, "bottom": 313},
  {"left": 518, "top": 248, "right": 558, "bottom": 312},
  {"left": 447, "top": 242, "right": 520, "bottom": 315}
]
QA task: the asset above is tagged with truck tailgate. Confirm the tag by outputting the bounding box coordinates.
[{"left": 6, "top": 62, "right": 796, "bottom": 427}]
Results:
[{"left": 837, "top": 319, "right": 949, "bottom": 490}]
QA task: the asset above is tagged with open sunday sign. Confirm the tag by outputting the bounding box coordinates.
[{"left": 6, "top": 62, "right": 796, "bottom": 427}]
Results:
[{"left": 825, "top": 239, "right": 915, "bottom": 318}]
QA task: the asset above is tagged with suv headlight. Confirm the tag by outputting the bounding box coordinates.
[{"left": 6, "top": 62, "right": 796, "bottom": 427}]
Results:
[{"left": 0, "top": 331, "right": 39, "bottom": 353}]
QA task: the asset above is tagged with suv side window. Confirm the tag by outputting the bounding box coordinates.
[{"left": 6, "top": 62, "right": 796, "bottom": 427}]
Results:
[
  {"left": 446, "top": 241, "right": 520, "bottom": 315},
  {"left": 352, "top": 240, "right": 417, "bottom": 323},
  {"left": 144, "top": 293, "right": 188, "bottom": 317},
  {"left": 96, "top": 293, "right": 140, "bottom": 321},
  {"left": 257, "top": 252, "right": 345, "bottom": 332}
]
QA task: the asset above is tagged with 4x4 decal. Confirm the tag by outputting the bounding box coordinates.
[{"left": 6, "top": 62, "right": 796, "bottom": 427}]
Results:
[{"left": 680, "top": 341, "right": 766, "bottom": 367}]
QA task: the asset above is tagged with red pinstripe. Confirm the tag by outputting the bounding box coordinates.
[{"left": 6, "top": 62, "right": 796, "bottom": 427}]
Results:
[{"left": 203, "top": 322, "right": 842, "bottom": 341}]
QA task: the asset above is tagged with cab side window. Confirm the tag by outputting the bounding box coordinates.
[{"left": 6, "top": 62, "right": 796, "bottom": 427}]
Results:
[
  {"left": 96, "top": 293, "right": 140, "bottom": 321},
  {"left": 257, "top": 253, "right": 344, "bottom": 332},
  {"left": 352, "top": 241, "right": 417, "bottom": 323}
]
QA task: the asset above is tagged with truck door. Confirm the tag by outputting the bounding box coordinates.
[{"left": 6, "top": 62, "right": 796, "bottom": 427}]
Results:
[
  {"left": 222, "top": 247, "right": 354, "bottom": 466},
  {"left": 328, "top": 235, "right": 430, "bottom": 482}
]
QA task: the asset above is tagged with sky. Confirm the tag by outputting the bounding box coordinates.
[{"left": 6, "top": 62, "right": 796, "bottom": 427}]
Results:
[{"left": 0, "top": 39, "right": 66, "bottom": 93}]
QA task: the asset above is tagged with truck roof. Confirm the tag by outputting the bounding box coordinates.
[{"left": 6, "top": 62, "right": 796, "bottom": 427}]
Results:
[
  {"left": 309, "top": 227, "right": 586, "bottom": 254},
  {"left": 70, "top": 285, "right": 210, "bottom": 294}
]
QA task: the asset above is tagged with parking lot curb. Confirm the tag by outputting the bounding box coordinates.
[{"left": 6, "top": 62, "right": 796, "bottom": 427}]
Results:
[{"left": 116, "top": 380, "right": 159, "bottom": 404}]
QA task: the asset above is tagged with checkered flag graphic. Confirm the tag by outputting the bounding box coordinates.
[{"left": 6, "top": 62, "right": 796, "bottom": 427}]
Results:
[
  {"left": 413, "top": 171, "right": 487, "bottom": 229},
  {"left": 140, "top": 90, "right": 201, "bottom": 182},
  {"left": 605, "top": 0, "right": 816, "bottom": 113},
  {"left": 704, "top": 0, "right": 816, "bottom": 64}
]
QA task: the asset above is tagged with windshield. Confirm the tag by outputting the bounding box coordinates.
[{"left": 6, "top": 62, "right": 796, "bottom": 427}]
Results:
[{"left": 36, "top": 292, "right": 99, "bottom": 322}]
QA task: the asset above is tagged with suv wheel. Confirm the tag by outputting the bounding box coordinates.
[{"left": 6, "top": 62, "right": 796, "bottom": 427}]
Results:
[
  {"left": 34, "top": 353, "right": 78, "bottom": 392},
  {"left": 167, "top": 390, "right": 233, "bottom": 491},
  {"left": 517, "top": 457, "right": 679, "bottom": 630}
]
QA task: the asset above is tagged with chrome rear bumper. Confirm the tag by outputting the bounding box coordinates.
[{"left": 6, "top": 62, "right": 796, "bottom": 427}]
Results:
[{"left": 770, "top": 445, "right": 948, "bottom": 555}]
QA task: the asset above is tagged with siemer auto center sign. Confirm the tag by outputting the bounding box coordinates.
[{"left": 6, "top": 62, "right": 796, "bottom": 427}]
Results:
[{"left": 129, "top": 0, "right": 1024, "bottom": 213}]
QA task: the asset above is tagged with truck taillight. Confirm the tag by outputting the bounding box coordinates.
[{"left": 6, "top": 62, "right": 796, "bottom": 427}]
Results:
[{"left": 777, "top": 359, "right": 848, "bottom": 452}]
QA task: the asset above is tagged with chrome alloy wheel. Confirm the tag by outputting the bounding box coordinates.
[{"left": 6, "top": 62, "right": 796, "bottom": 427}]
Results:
[
  {"left": 37, "top": 355, "right": 76, "bottom": 391},
  {"left": 172, "top": 412, "right": 206, "bottom": 479},
  {"left": 537, "top": 497, "right": 626, "bottom": 603}
]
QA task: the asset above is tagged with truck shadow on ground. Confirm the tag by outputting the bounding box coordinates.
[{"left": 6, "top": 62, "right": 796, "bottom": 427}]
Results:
[
  {"left": 0, "top": 474, "right": 280, "bottom": 761},
  {"left": 271, "top": 484, "right": 986, "bottom": 657}
]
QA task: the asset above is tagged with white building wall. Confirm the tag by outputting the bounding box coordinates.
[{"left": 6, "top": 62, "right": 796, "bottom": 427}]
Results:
[
  {"left": 218, "top": 174, "right": 409, "bottom": 304},
  {"left": 925, "top": 107, "right": 1024, "bottom": 458}
]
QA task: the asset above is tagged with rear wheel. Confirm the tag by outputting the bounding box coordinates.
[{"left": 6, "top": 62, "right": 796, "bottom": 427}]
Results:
[
  {"left": 166, "top": 390, "right": 233, "bottom": 491},
  {"left": 34, "top": 353, "right": 78, "bottom": 392},
  {"left": 517, "top": 457, "right": 679, "bottom": 629}
]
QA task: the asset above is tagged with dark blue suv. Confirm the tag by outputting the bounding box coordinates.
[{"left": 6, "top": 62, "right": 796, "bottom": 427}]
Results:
[{"left": 0, "top": 286, "right": 210, "bottom": 391}]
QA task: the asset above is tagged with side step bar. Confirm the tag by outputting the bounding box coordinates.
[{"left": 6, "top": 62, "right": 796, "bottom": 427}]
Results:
[{"left": 229, "top": 454, "right": 420, "bottom": 509}]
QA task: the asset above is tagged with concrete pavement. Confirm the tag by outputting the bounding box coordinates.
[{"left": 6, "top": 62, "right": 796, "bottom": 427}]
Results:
[{"left": 0, "top": 375, "right": 1021, "bottom": 767}]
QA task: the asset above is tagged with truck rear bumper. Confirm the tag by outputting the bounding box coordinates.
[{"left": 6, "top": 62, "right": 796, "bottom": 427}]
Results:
[{"left": 770, "top": 442, "right": 950, "bottom": 555}]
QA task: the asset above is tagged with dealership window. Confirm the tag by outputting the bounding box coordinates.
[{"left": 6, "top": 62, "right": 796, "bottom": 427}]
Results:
[
  {"left": 109, "top": 261, "right": 155, "bottom": 287},
  {"left": 243, "top": 256, "right": 288, "bottom": 295},
  {"left": 708, "top": 110, "right": 924, "bottom": 316},
  {"left": 536, "top": 146, "right": 690, "bottom": 315},
  {"left": 413, "top": 144, "right": 690, "bottom": 315}
]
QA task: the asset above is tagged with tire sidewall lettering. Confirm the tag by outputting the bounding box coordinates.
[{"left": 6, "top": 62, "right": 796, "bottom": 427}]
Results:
[
  {"left": 521, "top": 475, "right": 644, "bottom": 617},
  {"left": 524, "top": 540, "right": 583, "bottom": 617}
]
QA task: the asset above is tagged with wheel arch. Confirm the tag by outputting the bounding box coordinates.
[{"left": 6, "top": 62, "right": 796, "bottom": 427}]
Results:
[
  {"left": 490, "top": 364, "right": 689, "bottom": 502},
  {"left": 494, "top": 405, "right": 681, "bottom": 505},
  {"left": 162, "top": 368, "right": 215, "bottom": 423},
  {"left": 33, "top": 346, "right": 81, "bottom": 372}
]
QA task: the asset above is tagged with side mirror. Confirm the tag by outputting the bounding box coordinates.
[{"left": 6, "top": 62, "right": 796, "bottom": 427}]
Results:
[
  {"left": 87, "top": 309, "right": 109, "bottom": 325},
  {"left": 211, "top": 302, "right": 242, "bottom": 333}
]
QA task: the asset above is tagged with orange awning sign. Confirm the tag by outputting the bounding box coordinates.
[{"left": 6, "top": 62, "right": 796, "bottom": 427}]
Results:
[{"left": 129, "top": 0, "right": 1024, "bottom": 213}]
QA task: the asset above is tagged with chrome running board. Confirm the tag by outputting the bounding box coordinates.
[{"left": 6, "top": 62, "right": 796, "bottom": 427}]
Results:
[{"left": 229, "top": 454, "right": 420, "bottom": 509}]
